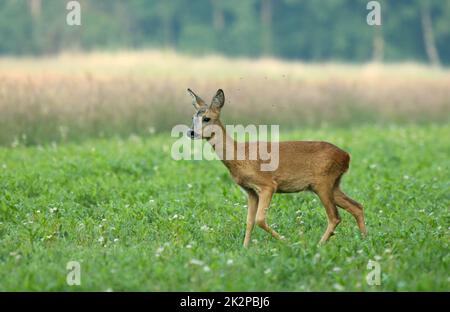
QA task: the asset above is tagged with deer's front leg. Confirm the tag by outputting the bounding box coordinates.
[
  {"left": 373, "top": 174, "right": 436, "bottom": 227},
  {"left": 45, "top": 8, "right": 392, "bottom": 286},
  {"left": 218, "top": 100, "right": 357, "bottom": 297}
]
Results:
[
  {"left": 255, "top": 187, "right": 282, "bottom": 240},
  {"left": 243, "top": 189, "right": 258, "bottom": 248}
]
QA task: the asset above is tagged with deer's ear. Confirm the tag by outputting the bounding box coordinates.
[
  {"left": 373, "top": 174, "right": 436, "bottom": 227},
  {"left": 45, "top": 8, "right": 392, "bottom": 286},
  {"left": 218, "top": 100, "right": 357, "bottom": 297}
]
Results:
[
  {"left": 210, "top": 89, "right": 225, "bottom": 111},
  {"left": 187, "top": 88, "right": 206, "bottom": 110}
]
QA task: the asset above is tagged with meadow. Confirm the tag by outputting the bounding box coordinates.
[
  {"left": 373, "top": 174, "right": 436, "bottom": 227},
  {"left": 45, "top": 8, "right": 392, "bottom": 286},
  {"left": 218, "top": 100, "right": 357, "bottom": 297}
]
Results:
[{"left": 0, "top": 51, "right": 449, "bottom": 291}]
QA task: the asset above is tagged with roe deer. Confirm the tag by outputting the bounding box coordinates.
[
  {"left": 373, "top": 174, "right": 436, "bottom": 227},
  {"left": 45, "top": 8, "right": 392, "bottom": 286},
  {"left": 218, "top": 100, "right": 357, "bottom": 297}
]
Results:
[{"left": 186, "top": 88, "right": 367, "bottom": 247}]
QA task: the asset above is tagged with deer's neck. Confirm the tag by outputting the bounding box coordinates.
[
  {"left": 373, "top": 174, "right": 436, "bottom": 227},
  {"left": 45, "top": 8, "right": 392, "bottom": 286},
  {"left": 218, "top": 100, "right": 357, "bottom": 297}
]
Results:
[{"left": 207, "top": 121, "right": 238, "bottom": 170}]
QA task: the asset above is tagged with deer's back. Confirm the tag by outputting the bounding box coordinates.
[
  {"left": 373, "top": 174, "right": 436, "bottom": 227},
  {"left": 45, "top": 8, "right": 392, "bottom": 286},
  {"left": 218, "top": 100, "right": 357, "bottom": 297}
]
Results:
[
  {"left": 227, "top": 141, "right": 350, "bottom": 193},
  {"left": 273, "top": 141, "right": 350, "bottom": 193}
]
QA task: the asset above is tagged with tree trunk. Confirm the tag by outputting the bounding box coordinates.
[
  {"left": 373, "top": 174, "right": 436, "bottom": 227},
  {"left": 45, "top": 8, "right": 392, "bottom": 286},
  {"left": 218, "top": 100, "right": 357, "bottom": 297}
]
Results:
[
  {"left": 372, "top": 27, "right": 384, "bottom": 62},
  {"left": 211, "top": 0, "right": 224, "bottom": 32},
  {"left": 28, "top": 0, "right": 42, "bottom": 19},
  {"left": 260, "top": 0, "right": 273, "bottom": 56},
  {"left": 420, "top": 3, "right": 441, "bottom": 67},
  {"left": 28, "top": 0, "right": 42, "bottom": 54},
  {"left": 160, "top": 2, "right": 174, "bottom": 48},
  {"left": 162, "top": 16, "right": 173, "bottom": 48}
]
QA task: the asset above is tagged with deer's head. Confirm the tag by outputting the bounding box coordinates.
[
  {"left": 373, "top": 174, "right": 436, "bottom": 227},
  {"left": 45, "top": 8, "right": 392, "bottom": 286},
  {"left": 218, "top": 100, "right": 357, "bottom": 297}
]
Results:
[{"left": 187, "top": 88, "right": 225, "bottom": 140}]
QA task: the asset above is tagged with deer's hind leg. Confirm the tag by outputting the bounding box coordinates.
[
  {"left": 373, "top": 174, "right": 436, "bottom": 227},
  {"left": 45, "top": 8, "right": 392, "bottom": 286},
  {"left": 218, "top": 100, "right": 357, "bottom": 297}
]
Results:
[
  {"left": 314, "top": 182, "right": 341, "bottom": 243},
  {"left": 334, "top": 188, "right": 367, "bottom": 236}
]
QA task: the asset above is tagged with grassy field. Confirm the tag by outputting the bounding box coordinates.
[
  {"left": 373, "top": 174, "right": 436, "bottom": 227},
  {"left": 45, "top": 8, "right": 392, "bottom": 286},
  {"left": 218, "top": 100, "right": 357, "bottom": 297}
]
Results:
[
  {"left": 0, "top": 124, "right": 448, "bottom": 291},
  {"left": 0, "top": 51, "right": 449, "bottom": 291}
]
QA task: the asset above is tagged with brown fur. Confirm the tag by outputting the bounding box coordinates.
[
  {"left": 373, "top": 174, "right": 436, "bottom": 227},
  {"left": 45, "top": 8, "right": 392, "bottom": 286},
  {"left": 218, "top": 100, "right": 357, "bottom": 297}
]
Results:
[{"left": 187, "top": 89, "right": 367, "bottom": 247}]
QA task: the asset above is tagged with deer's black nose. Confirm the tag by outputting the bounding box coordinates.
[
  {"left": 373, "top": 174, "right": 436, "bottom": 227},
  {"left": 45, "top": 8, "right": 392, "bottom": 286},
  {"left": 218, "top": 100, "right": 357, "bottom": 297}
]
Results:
[{"left": 187, "top": 130, "right": 195, "bottom": 138}]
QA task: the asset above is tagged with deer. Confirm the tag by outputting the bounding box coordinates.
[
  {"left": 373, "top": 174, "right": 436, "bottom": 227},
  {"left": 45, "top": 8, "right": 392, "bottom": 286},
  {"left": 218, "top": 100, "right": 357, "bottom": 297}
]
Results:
[{"left": 186, "top": 88, "right": 367, "bottom": 248}]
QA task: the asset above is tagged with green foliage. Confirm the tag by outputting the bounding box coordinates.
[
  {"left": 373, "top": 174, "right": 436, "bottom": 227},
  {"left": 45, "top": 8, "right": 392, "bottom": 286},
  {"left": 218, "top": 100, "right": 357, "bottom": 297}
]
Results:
[
  {"left": 1, "top": 0, "right": 450, "bottom": 64},
  {"left": 0, "top": 124, "right": 448, "bottom": 290}
]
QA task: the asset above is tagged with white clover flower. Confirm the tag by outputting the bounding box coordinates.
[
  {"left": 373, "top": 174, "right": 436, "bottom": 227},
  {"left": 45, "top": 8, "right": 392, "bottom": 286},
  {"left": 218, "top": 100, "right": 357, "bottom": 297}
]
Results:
[
  {"left": 264, "top": 268, "right": 272, "bottom": 274},
  {"left": 189, "top": 259, "right": 204, "bottom": 266},
  {"left": 226, "top": 259, "right": 234, "bottom": 265},
  {"left": 333, "top": 283, "right": 344, "bottom": 291},
  {"left": 200, "top": 225, "right": 211, "bottom": 232},
  {"left": 155, "top": 247, "right": 164, "bottom": 257}
]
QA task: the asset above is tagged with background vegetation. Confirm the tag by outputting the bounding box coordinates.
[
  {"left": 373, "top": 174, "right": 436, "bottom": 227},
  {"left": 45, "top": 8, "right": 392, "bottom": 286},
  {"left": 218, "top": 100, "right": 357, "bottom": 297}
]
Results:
[{"left": 1, "top": 0, "right": 450, "bottom": 65}]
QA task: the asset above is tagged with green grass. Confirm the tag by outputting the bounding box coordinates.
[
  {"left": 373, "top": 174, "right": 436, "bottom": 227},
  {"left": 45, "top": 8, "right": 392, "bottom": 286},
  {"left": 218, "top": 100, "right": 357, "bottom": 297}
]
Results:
[{"left": 0, "top": 124, "right": 449, "bottom": 291}]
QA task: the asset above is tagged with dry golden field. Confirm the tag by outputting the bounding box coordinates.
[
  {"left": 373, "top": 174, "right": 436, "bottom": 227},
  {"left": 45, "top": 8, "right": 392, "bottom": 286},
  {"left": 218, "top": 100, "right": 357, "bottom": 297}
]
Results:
[{"left": 0, "top": 50, "right": 449, "bottom": 145}]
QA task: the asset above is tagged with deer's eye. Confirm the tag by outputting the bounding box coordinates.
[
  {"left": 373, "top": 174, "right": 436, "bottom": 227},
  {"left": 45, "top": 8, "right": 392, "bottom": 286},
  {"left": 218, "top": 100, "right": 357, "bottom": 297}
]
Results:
[{"left": 203, "top": 117, "right": 211, "bottom": 123}]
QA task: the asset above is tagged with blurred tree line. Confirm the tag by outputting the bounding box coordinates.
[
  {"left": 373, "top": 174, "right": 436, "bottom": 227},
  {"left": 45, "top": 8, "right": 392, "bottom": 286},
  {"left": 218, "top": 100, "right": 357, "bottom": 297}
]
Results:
[{"left": 0, "top": 0, "right": 449, "bottom": 65}]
